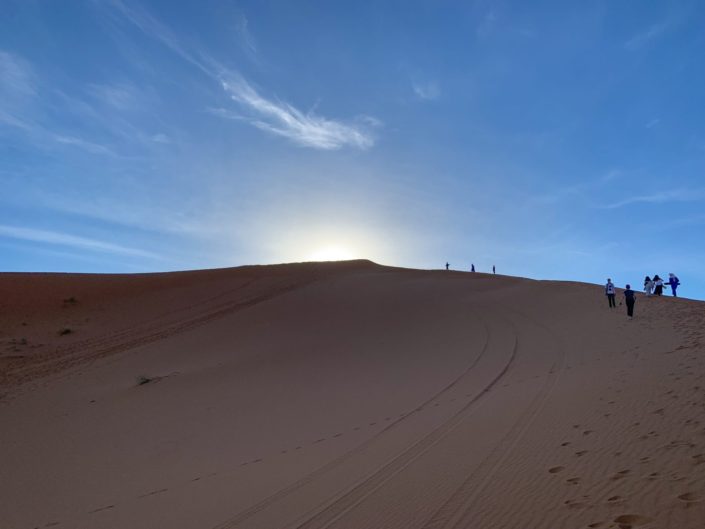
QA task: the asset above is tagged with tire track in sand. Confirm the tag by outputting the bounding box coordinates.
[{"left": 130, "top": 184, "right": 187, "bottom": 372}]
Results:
[
  {"left": 420, "top": 308, "right": 567, "bottom": 529},
  {"left": 286, "top": 316, "right": 518, "bottom": 529},
  {"left": 212, "top": 313, "right": 515, "bottom": 529}
]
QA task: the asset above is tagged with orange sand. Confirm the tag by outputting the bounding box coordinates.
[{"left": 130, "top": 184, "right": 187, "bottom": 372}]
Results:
[{"left": 1, "top": 261, "right": 704, "bottom": 529}]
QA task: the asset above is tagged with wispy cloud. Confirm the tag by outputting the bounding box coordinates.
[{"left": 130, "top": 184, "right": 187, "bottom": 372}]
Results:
[
  {"left": 625, "top": 19, "right": 676, "bottom": 51},
  {"left": 87, "top": 82, "right": 138, "bottom": 110},
  {"left": 601, "top": 168, "right": 622, "bottom": 182},
  {"left": 235, "top": 14, "right": 257, "bottom": 56},
  {"left": 0, "top": 225, "right": 159, "bottom": 258},
  {"left": 104, "top": 0, "right": 377, "bottom": 150},
  {"left": 0, "top": 50, "right": 36, "bottom": 128},
  {"left": 412, "top": 80, "right": 441, "bottom": 101},
  {"left": 0, "top": 49, "right": 117, "bottom": 155},
  {"left": 602, "top": 188, "right": 705, "bottom": 209},
  {"left": 476, "top": 11, "right": 498, "bottom": 38},
  {"left": 107, "top": 0, "right": 212, "bottom": 75},
  {"left": 51, "top": 134, "right": 117, "bottom": 156},
  {"left": 220, "top": 74, "right": 376, "bottom": 149},
  {"left": 0, "top": 50, "right": 36, "bottom": 99}
]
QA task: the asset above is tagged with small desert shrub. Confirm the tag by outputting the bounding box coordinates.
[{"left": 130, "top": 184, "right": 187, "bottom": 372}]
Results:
[
  {"left": 58, "top": 328, "right": 72, "bottom": 336},
  {"left": 63, "top": 297, "right": 78, "bottom": 305}
]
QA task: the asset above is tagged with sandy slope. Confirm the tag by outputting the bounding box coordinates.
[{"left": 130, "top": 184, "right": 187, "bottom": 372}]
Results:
[{"left": 1, "top": 261, "right": 704, "bottom": 529}]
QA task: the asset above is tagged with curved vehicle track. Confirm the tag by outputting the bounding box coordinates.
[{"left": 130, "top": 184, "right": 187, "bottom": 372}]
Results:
[
  {"left": 212, "top": 311, "right": 519, "bottom": 529},
  {"left": 420, "top": 308, "right": 567, "bottom": 529}
]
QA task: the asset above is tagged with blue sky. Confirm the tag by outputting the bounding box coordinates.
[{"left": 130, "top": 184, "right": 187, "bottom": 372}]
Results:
[{"left": 1, "top": 1, "right": 704, "bottom": 299}]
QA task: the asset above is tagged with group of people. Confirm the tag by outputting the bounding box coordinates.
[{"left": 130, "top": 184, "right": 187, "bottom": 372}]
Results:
[
  {"left": 445, "top": 263, "right": 496, "bottom": 274},
  {"left": 604, "top": 273, "right": 681, "bottom": 319},
  {"left": 643, "top": 274, "right": 680, "bottom": 297}
]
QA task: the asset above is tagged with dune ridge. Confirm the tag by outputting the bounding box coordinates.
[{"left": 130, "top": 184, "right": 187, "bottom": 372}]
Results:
[{"left": 1, "top": 261, "right": 704, "bottom": 529}]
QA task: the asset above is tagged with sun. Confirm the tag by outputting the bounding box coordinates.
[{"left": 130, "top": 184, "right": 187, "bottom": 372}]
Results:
[{"left": 307, "top": 244, "right": 357, "bottom": 262}]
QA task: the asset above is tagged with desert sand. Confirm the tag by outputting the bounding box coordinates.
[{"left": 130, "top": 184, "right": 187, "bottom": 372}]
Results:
[{"left": 1, "top": 260, "right": 704, "bottom": 529}]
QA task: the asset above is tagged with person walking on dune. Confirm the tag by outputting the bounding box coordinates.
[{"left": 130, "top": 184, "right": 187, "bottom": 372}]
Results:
[
  {"left": 668, "top": 273, "right": 680, "bottom": 297},
  {"left": 653, "top": 275, "right": 664, "bottom": 296},
  {"left": 644, "top": 276, "right": 654, "bottom": 296},
  {"left": 493, "top": 265, "right": 496, "bottom": 274},
  {"left": 605, "top": 278, "right": 616, "bottom": 308},
  {"left": 624, "top": 284, "right": 636, "bottom": 319},
  {"left": 446, "top": 262, "right": 449, "bottom": 271},
  {"left": 471, "top": 264, "right": 475, "bottom": 272}
]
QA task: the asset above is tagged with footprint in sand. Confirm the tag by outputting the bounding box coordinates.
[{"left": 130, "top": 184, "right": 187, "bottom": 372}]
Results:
[
  {"left": 677, "top": 492, "right": 700, "bottom": 502},
  {"left": 566, "top": 477, "right": 580, "bottom": 485},
  {"left": 610, "top": 469, "right": 630, "bottom": 481},
  {"left": 587, "top": 522, "right": 604, "bottom": 528},
  {"left": 548, "top": 466, "right": 565, "bottom": 474},
  {"left": 575, "top": 450, "right": 588, "bottom": 457},
  {"left": 607, "top": 495, "right": 623, "bottom": 502},
  {"left": 613, "top": 514, "right": 652, "bottom": 528}
]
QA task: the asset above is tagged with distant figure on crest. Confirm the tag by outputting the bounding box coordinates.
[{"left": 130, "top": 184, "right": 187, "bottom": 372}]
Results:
[
  {"left": 653, "top": 275, "right": 664, "bottom": 296},
  {"left": 492, "top": 265, "right": 495, "bottom": 274},
  {"left": 471, "top": 264, "right": 475, "bottom": 272},
  {"left": 605, "top": 278, "right": 616, "bottom": 308},
  {"left": 624, "top": 284, "right": 636, "bottom": 319},
  {"left": 644, "top": 276, "right": 653, "bottom": 296},
  {"left": 668, "top": 273, "right": 680, "bottom": 297},
  {"left": 445, "top": 262, "right": 449, "bottom": 270}
]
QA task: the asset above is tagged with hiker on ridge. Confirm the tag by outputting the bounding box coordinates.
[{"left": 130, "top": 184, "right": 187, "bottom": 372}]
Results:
[
  {"left": 471, "top": 264, "right": 475, "bottom": 272},
  {"left": 653, "top": 275, "right": 664, "bottom": 296},
  {"left": 605, "top": 278, "right": 616, "bottom": 308},
  {"left": 446, "top": 262, "right": 449, "bottom": 270},
  {"left": 668, "top": 273, "right": 680, "bottom": 297},
  {"left": 644, "top": 276, "right": 654, "bottom": 296},
  {"left": 624, "top": 284, "right": 636, "bottom": 319}
]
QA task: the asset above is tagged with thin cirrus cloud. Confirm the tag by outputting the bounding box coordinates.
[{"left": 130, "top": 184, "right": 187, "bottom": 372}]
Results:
[
  {"left": 106, "top": 0, "right": 377, "bottom": 150},
  {"left": 219, "top": 75, "right": 376, "bottom": 150},
  {"left": 0, "top": 225, "right": 160, "bottom": 259},
  {"left": 235, "top": 14, "right": 257, "bottom": 56},
  {"left": 624, "top": 19, "right": 677, "bottom": 51},
  {"left": 412, "top": 80, "right": 441, "bottom": 101},
  {"left": 601, "top": 188, "right": 705, "bottom": 209},
  {"left": 0, "top": 49, "right": 117, "bottom": 155}
]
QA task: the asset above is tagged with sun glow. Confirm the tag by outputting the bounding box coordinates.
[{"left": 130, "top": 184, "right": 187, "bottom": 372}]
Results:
[{"left": 307, "top": 244, "right": 358, "bottom": 262}]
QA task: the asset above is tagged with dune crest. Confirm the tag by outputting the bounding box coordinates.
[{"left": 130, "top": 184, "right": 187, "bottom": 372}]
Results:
[{"left": 1, "top": 262, "right": 704, "bottom": 528}]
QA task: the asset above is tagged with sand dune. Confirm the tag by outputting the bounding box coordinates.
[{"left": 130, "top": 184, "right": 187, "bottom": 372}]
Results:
[{"left": 1, "top": 261, "right": 704, "bottom": 529}]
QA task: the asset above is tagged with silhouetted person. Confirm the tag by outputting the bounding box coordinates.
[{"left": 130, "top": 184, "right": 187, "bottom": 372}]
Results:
[
  {"left": 471, "top": 264, "right": 475, "bottom": 272},
  {"left": 644, "top": 276, "right": 653, "bottom": 296},
  {"left": 624, "top": 284, "right": 636, "bottom": 319},
  {"left": 653, "top": 275, "right": 664, "bottom": 296},
  {"left": 668, "top": 273, "right": 680, "bottom": 297},
  {"left": 605, "top": 278, "right": 616, "bottom": 308},
  {"left": 492, "top": 265, "right": 495, "bottom": 274},
  {"left": 445, "top": 262, "right": 449, "bottom": 270}
]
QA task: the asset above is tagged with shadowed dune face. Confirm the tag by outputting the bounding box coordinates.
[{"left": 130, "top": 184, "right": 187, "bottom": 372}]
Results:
[{"left": 1, "top": 261, "right": 704, "bottom": 529}]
